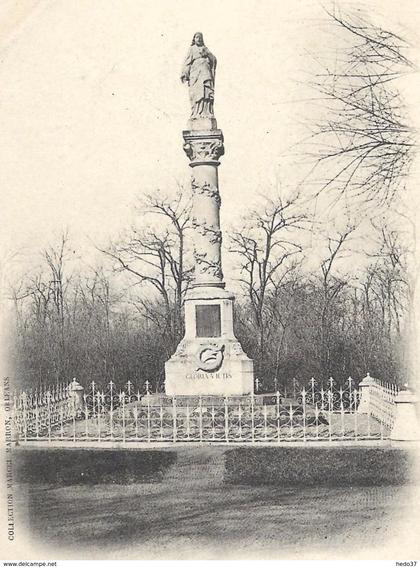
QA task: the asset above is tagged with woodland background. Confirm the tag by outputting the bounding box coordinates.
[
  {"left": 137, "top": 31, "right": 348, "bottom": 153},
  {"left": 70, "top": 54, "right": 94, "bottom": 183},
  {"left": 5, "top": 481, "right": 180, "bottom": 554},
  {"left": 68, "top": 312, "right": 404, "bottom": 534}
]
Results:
[{"left": 6, "top": 7, "right": 416, "bottom": 392}]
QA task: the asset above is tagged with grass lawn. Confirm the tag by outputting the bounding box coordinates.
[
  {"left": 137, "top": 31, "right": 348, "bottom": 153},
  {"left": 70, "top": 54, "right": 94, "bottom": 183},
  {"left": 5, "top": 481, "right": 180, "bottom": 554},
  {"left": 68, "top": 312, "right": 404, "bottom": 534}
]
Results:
[{"left": 13, "top": 445, "right": 420, "bottom": 559}]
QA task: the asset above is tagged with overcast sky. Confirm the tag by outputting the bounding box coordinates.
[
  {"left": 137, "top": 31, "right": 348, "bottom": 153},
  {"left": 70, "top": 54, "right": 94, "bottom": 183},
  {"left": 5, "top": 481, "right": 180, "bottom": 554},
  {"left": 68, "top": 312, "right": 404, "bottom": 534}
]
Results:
[{"left": 1, "top": 0, "right": 420, "bottom": 289}]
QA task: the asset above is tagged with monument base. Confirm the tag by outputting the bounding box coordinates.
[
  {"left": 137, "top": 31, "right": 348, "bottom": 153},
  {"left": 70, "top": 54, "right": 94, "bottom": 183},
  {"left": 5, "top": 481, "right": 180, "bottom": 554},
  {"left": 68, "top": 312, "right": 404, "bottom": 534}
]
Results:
[
  {"left": 164, "top": 286, "right": 254, "bottom": 396},
  {"left": 165, "top": 338, "right": 254, "bottom": 396}
]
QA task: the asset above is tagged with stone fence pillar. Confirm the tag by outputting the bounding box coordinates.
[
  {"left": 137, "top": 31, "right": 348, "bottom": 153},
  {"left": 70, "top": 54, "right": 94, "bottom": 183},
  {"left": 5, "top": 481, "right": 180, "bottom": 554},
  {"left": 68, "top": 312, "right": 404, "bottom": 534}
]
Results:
[
  {"left": 390, "top": 388, "right": 419, "bottom": 441},
  {"left": 357, "top": 373, "right": 375, "bottom": 414},
  {"left": 68, "top": 379, "right": 84, "bottom": 411}
]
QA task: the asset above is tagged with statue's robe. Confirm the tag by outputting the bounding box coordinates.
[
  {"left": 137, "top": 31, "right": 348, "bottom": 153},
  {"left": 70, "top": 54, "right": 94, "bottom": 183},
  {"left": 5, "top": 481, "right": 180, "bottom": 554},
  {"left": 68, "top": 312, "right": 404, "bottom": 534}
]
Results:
[{"left": 181, "top": 45, "right": 216, "bottom": 116}]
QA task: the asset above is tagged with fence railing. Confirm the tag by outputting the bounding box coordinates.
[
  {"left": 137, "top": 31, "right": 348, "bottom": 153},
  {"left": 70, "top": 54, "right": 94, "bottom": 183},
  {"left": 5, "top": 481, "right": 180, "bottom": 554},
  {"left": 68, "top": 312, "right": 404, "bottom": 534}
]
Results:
[{"left": 11, "top": 375, "right": 400, "bottom": 444}]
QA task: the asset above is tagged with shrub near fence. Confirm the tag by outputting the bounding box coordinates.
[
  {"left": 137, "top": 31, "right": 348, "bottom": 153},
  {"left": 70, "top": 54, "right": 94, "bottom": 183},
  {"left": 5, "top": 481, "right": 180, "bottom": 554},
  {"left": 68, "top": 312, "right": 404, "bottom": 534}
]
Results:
[
  {"left": 224, "top": 446, "right": 414, "bottom": 486},
  {"left": 12, "top": 375, "right": 399, "bottom": 444},
  {"left": 15, "top": 448, "right": 177, "bottom": 485}
]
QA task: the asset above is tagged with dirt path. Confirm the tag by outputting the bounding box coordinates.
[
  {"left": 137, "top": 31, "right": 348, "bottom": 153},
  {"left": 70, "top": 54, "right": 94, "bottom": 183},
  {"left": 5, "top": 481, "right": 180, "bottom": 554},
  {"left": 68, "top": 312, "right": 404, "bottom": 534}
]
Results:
[{"left": 162, "top": 446, "right": 226, "bottom": 487}]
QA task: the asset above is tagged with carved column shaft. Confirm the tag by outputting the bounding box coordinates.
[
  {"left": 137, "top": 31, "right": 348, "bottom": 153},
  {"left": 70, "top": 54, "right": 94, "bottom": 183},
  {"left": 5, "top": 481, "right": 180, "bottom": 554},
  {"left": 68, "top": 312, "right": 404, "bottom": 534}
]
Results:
[{"left": 183, "top": 129, "right": 225, "bottom": 288}]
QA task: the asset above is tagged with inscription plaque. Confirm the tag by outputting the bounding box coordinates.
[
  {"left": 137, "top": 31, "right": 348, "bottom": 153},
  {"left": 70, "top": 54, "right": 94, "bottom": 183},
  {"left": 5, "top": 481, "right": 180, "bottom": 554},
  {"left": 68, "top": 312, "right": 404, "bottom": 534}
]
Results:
[{"left": 195, "top": 304, "right": 221, "bottom": 337}]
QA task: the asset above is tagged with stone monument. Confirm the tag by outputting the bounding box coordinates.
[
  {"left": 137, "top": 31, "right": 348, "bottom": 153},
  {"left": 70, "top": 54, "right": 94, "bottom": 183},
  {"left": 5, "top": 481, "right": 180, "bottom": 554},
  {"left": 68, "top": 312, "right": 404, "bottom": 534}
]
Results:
[{"left": 164, "top": 32, "right": 254, "bottom": 396}]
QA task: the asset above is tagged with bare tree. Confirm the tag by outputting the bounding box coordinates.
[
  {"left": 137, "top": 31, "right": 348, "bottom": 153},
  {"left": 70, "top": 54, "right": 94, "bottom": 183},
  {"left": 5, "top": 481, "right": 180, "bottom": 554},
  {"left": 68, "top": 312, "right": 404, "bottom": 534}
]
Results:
[
  {"left": 230, "top": 192, "right": 308, "bottom": 387},
  {"left": 317, "top": 224, "right": 356, "bottom": 378},
  {"left": 307, "top": 6, "right": 415, "bottom": 206},
  {"left": 102, "top": 188, "right": 192, "bottom": 352},
  {"left": 369, "top": 219, "right": 411, "bottom": 335},
  {"left": 72, "top": 268, "right": 118, "bottom": 381},
  {"left": 44, "top": 232, "right": 71, "bottom": 357},
  {"left": 11, "top": 231, "right": 73, "bottom": 385}
]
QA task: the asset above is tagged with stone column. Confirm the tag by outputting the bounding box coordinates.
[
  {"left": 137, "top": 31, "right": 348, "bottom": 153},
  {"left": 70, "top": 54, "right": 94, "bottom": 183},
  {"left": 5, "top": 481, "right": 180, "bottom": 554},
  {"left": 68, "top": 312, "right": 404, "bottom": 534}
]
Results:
[
  {"left": 68, "top": 378, "right": 84, "bottom": 411},
  {"left": 183, "top": 129, "right": 225, "bottom": 288},
  {"left": 357, "top": 373, "right": 375, "bottom": 414},
  {"left": 164, "top": 34, "right": 254, "bottom": 397},
  {"left": 390, "top": 388, "right": 419, "bottom": 441},
  {"left": 164, "top": 125, "right": 254, "bottom": 396}
]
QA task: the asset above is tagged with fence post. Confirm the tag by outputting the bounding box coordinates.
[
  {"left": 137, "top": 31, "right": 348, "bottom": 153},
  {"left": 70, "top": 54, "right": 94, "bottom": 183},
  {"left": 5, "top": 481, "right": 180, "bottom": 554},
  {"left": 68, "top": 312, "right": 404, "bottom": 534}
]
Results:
[
  {"left": 390, "top": 388, "right": 419, "bottom": 441},
  {"left": 172, "top": 397, "right": 177, "bottom": 443},
  {"left": 357, "top": 373, "right": 375, "bottom": 414},
  {"left": 21, "top": 392, "right": 28, "bottom": 442},
  {"left": 251, "top": 392, "right": 255, "bottom": 443},
  {"left": 224, "top": 397, "right": 229, "bottom": 443}
]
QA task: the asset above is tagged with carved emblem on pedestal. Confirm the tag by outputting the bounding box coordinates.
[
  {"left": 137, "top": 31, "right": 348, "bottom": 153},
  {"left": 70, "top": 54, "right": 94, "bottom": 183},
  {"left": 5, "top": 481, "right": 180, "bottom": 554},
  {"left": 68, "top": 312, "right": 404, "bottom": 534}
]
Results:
[{"left": 196, "top": 344, "right": 225, "bottom": 372}]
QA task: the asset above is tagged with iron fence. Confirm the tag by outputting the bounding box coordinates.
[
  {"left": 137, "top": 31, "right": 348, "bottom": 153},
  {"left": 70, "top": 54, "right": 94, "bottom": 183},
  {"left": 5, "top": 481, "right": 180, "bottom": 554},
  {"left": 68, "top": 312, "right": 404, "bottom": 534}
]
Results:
[{"left": 12, "top": 375, "right": 398, "bottom": 444}]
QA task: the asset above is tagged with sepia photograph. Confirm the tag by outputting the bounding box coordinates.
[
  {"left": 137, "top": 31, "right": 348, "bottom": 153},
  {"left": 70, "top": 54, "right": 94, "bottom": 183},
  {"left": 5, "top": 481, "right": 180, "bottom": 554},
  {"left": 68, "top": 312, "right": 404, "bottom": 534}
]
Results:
[{"left": 0, "top": 0, "right": 419, "bottom": 561}]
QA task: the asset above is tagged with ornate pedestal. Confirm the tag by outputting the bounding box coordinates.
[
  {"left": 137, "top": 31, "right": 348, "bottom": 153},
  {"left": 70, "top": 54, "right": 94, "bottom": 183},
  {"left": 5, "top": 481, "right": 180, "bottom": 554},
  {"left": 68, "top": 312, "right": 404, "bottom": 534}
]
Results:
[{"left": 165, "top": 286, "right": 254, "bottom": 396}]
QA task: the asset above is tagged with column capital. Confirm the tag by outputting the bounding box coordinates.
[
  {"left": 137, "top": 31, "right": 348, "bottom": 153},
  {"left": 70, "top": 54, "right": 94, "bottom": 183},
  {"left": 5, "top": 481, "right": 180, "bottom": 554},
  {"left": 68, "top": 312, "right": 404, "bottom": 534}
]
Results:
[{"left": 182, "top": 129, "right": 224, "bottom": 166}]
